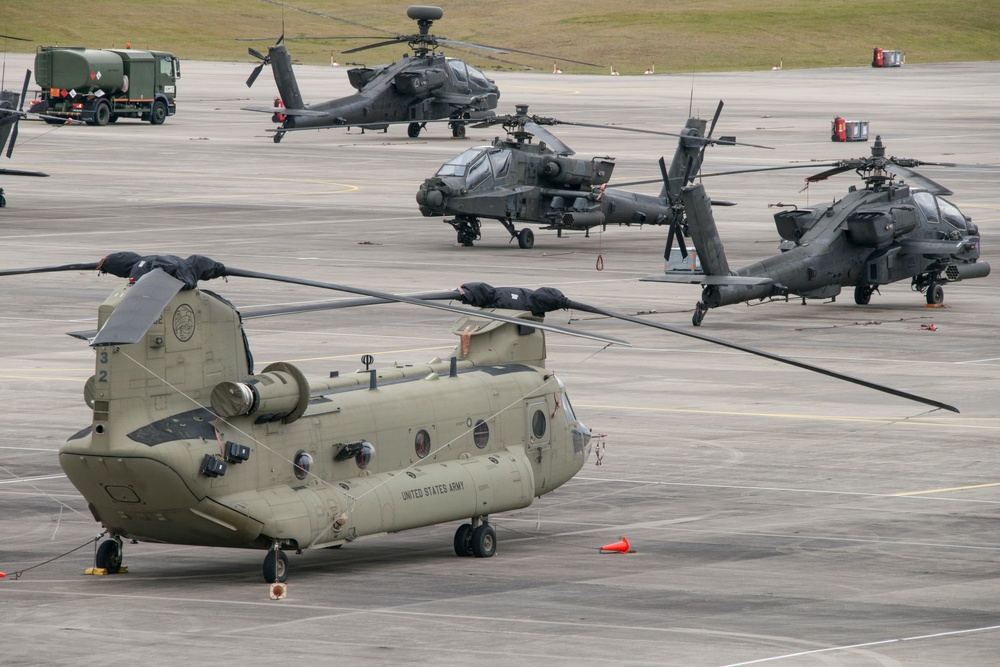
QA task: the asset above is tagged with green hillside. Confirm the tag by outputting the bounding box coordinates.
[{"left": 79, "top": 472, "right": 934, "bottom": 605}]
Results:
[{"left": 3, "top": 0, "right": 998, "bottom": 73}]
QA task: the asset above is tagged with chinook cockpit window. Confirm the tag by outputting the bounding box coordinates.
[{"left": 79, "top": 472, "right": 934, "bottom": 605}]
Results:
[{"left": 436, "top": 147, "right": 490, "bottom": 177}]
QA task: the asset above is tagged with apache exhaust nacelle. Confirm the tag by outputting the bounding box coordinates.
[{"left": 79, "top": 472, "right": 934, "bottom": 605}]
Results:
[{"left": 60, "top": 283, "right": 591, "bottom": 556}]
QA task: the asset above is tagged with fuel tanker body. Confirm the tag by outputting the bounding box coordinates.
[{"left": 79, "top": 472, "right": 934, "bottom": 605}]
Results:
[{"left": 33, "top": 46, "right": 180, "bottom": 126}]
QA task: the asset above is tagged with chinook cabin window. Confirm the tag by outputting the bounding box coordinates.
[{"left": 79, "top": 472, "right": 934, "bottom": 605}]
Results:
[
  {"left": 293, "top": 450, "right": 312, "bottom": 480},
  {"left": 474, "top": 420, "right": 490, "bottom": 448},
  {"left": 414, "top": 429, "right": 431, "bottom": 458}
]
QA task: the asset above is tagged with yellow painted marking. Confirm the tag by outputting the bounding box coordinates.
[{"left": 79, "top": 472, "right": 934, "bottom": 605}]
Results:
[{"left": 894, "top": 482, "right": 1000, "bottom": 496}]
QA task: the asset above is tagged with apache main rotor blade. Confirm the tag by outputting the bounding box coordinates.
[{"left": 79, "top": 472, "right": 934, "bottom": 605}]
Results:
[
  {"left": 524, "top": 121, "right": 574, "bottom": 155},
  {"left": 342, "top": 38, "right": 406, "bottom": 54},
  {"left": 886, "top": 164, "right": 954, "bottom": 196},
  {"left": 438, "top": 39, "right": 602, "bottom": 67},
  {"left": 563, "top": 300, "right": 958, "bottom": 414},
  {"left": 224, "top": 267, "right": 629, "bottom": 347}
]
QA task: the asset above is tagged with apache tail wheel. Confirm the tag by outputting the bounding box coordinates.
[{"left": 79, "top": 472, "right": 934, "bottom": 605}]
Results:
[
  {"left": 407, "top": 122, "right": 422, "bottom": 138},
  {"left": 263, "top": 549, "right": 289, "bottom": 583},
  {"left": 854, "top": 284, "right": 874, "bottom": 305},
  {"left": 926, "top": 282, "right": 944, "bottom": 305},
  {"left": 517, "top": 228, "right": 534, "bottom": 249},
  {"left": 471, "top": 523, "right": 497, "bottom": 558},
  {"left": 95, "top": 538, "right": 123, "bottom": 574},
  {"left": 454, "top": 523, "right": 474, "bottom": 557},
  {"left": 692, "top": 302, "right": 708, "bottom": 327},
  {"left": 149, "top": 100, "right": 167, "bottom": 125}
]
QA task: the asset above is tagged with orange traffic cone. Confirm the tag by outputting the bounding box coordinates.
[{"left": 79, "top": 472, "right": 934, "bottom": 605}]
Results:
[
  {"left": 553, "top": 61, "right": 562, "bottom": 74},
  {"left": 601, "top": 536, "right": 630, "bottom": 553},
  {"left": 610, "top": 62, "right": 620, "bottom": 76}
]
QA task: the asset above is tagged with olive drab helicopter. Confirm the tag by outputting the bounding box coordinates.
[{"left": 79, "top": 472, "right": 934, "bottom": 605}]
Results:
[
  {"left": 1, "top": 68, "right": 51, "bottom": 207},
  {"left": 2, "top": 253, "right": 956, "bottom": 583},
  {"left": 415, "top": 102, "right": 764, "bottom": 248},
  {"left": 241, "top": 6, "right": 600, "bottom": 143},
  {"left": 642, "top": 135, "right": 991, "bottom": 326}
]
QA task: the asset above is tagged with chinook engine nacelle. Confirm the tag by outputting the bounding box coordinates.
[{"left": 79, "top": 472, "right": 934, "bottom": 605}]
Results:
[{"left": 211, "top": 362, "right": 310, "bottom": 424}]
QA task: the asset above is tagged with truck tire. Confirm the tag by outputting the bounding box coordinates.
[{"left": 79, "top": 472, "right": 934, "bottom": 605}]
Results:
[
  {"left": 94, "top": 99, "right": 112, "bottom": 127},
  {"left": 149, "top": 100, "right": 167, "bottom": 125}
]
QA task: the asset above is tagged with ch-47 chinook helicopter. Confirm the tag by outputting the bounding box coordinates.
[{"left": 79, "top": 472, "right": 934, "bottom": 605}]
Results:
[
  {"left": 415, "top": 102, "right": 764, "bottom": 248},
  {"left": 642, "top": 135, "right": 991, "bottom": 325},
  {"left": 2, "top": 252, "right": 956, "bottom": 583},
  {"left": 241, "top": 5, "right": 599, "bottom": 143},
  {"left": 1, "top": 68, "right": 51, "bottom": 207}
]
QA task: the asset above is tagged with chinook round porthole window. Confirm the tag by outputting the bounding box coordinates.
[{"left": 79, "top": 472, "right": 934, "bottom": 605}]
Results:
[
  {"left": 293, "top": 450, "right": 313, "bottom": 480},
  {"left": 474, "top": 419, "right": 490, "bottom": 449},
  {"left": 414, "top": 429, "right": 431, "bottom": 459},
  {"left": 532, "top": 409, "right": 547, "bottom": 439},
  {"left": 356, "top": 441, "right": 375, "bottom": 469}
]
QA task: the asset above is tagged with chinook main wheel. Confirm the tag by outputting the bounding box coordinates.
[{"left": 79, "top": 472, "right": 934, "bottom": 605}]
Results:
[
  {"left": 263, "top": 549, "right": 288, "bottom": 583},
  {"left": 454, "top": 523, "right": 474, "bottom": 557},
  {"left": 407, "top": 122, "right": 422, "bottom": 138},
  {"left": 95, "top": 538, "right": 123, "bottom": 573},
  {"left": 926, "top": 282, "right": 944, "bottom": 305},
  {"left": 517, "top": 228, "right": 534, "bottom": 249},
  {"left": 854, "top": 284, "right": 875, "bottom": 305},
  {"left": 471, "top": 524, "right": 496, "bottom": 558}
]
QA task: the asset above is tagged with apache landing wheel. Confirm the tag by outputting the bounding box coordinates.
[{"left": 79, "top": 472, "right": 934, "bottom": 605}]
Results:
[
  {"left": 407, "top": 122, "right": 422, "bottom": 138},
  {"left": 692, "top": 302, "right": 708, "bottom": 326},
  {"left": 926, "top": 282, "right": 944, "bottom": 305},
  {"left": 450, "top": 122, "right": 466, "bottom": 139},
  {"left": 263, "top": 549, "right": 288, "bottom": 583},
  {"left": 854, "top": 284, "right": 875, "bottom": 305},
  {"left": 517, "top": 228, "right": 534, "bottom": 249}
]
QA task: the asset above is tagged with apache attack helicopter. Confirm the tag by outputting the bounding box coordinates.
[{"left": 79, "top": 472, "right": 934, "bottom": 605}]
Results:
[
  {"left": 2, "top": 252, "right": 958, "bottom": 583},
  {"left": 241, "top": 5, "right": 599, "bottom": 143},
  {"left": 1, "top": 69, "right": 51, "bottom": 207},
  {"left": 415, "top": 102, "right": 764, "bottom": 248},
  {"left": 643, "top": 136, "right": 991, "bottom": 325}
]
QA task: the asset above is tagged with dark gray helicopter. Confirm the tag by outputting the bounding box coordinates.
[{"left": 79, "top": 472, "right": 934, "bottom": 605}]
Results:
[
  {"left": 415, "top": 102, "right": 760, "bottom": 248},
  {"left": 1, "top": 68, "right": 51, "bottom": 207},
  {"left": 643, "top": 136, "right": 991, "bottom": 325},
  {"left": 241, "top": 6, "right": 599, "bottom": 143}
]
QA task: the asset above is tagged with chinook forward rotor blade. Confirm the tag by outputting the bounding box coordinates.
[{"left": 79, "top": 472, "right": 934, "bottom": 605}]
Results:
[
  {"left": 91, "top": 269, "right": 185, "bottom": 347},
  {"left": 224, "top": 267, "right": 628, "bottom": 347},
  {"left": 0, "top": 261, "right": 101, "bottom": 277},
  {"left": 562, "top": 300, "right": 958, "bottom": 414}
]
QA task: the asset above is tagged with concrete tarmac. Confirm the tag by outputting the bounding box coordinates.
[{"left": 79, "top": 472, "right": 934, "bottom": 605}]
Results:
[{"left": 1, "top": 54, "right": 999, "bottom": 666}]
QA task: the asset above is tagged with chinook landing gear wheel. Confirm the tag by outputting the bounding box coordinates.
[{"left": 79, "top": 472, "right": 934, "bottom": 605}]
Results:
[
  {"left": 263, "top": 548, "right": 288, "bottom": 583},
  {"left": 454, "top": 523, "right": 474, "bottom": 557},
  {"left": 692, "top": 301, "right": 708, "bottom": 327},
  {"left": 471, "top": 524, "right": 497, "bottom": 558},
  {"left": 854, "top": 283, "right": 875, "bottom": 305},
  {"left": 926, "top": 282, "right": 944, "bottom": 305},
  {"left": 517, "top": 228, "right": 534, "bottom": 249},
  {"left": 407, "top": 122, "right": 423, "bottom": 138},
  {"left": 95, "top": 537, "right": 123, "bottom": 574}
]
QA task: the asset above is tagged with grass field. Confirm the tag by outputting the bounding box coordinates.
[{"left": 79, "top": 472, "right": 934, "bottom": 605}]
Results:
[{"left": 2, "top": 0, "right": 999, "bottom": 74}]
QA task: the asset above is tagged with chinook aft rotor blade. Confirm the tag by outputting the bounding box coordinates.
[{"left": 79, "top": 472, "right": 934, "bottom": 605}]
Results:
[
  {"left": 562, "top": 299, "right": 958, "bottom": 413},
  {"left": 224, "top": 267, "right": 628, "bottom": 347}
]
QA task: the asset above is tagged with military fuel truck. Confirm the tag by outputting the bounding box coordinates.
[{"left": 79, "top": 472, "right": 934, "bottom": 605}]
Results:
[{"left": 32, "top": 46, "right": 179, "bottom": 126}]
